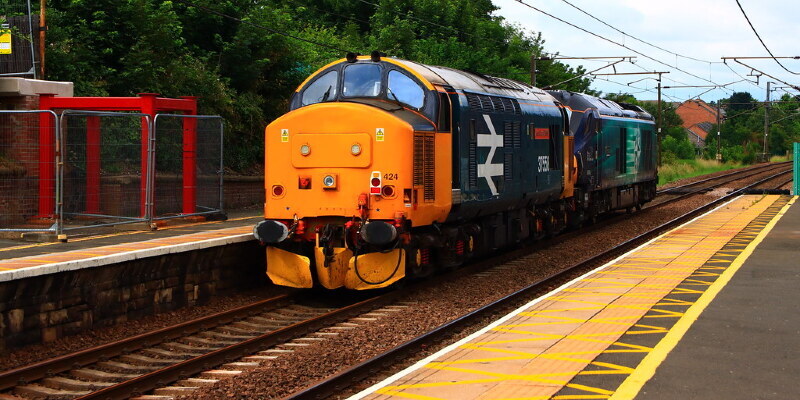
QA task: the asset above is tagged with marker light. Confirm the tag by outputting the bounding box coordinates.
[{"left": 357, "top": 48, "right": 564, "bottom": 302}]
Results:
[
  {"left": 300, "top": 144, "right": 311, "bottom": 156},
  {"left": 272, "top": 185, "right": 285, "bottom": 197},
  {"left": 351, "top": 143, "right": 362, "bottom": 156},
  {"left": 370, "top": 171, "right": 381, "bottom": 195}
]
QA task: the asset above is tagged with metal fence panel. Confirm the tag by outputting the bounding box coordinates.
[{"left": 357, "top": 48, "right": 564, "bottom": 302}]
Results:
[
  {"left": 152, "top": 114, "right": 224, "bottom": 220},
  {"left": 0, "top": 1, "right": 38, "bottom": 77},
  {"left": 0, "top": 110, "right": 58, "bottom": 232},
  {"left": 59, "top": 111, "right": 152, "bottom": 231}
]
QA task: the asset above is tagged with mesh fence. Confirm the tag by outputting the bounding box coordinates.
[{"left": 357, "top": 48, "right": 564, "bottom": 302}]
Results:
[
  {"left": 60, "top": 111, "right": 151, "bottom": 230},
  {"left": 1, "top": 110, "right": 224, "bottom": 235},
  {"left": 0, "top": 110, "right": 58, "bottom": 231},
  {"left": 152, "top": 115, "right": 223, "bottom": 219},
  {"left": 0, "top": 0, "right": 37, "bottom": 77}
]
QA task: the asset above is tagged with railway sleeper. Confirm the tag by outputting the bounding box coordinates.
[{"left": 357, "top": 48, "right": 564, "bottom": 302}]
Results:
[
  {"left": 160, "top": 342, "right": 208, "bottom": 354},
  {"left": 176, "top": 378, "right": 219, "bottom": 388},
  {"left": 70, "top": 368, "right": 137, "bottom": 382},
  {"left": 41, "top": 377, "right": 115, "bottom": 392},
  {"left": 218, "top": 325, "right": 263, "bottom": 335},
  {"left": 182, "top": 336, "right": 236, "bottom": 346},
  {"left": 96, "top": 360, "right": 161, "bottom": 373},
  {"left": 143, "top": 347, "right": 197, "bottom": 359},
  {"left": 198, "top": 330, "right": 256, "bottom": 341},
  {"left": 119, "top": 354, "right": 182, "bottom": 366},
  {"left": 248, "top": 315, "right": 300, "bottom": 325},
  {"left": 14, "top": 384, "right": 89, "bottom": 399},
  {"left": 231, "top": 321, "right": 275, "bottom": 331}
]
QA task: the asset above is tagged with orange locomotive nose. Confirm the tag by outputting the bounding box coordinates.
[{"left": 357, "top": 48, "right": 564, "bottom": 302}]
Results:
[{"left": 264, "top": 102, "right": 414, "bottom": 222}]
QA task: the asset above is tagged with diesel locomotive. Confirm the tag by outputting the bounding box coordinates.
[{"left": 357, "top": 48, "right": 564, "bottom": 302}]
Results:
[{"left": 254, "top": 54, "right": 657, "bottom": 290}]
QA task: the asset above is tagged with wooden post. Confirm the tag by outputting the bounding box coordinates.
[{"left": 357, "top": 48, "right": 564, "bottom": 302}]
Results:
[{"left": 38, "top": 0, "right": 45, "bottom": 79}]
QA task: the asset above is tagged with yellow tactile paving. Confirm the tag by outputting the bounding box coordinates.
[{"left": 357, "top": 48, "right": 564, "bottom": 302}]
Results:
[
  {"left": 359, "top": 195, "right": 782, "bottom": 400},
  {"left": 0, "top": 225, "right": 253, "bottom": 271}
]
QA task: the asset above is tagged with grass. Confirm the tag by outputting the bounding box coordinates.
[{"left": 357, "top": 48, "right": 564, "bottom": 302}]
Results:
[
  {"left": 770, "top": 155, "right": 791, "bottom": 162},
  {"left": 658, "top": 159, "right": 741, "bottom": 186}
]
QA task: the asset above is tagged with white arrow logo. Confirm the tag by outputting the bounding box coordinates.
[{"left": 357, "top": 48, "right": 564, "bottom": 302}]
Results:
[{"left": 477, "top": 114, "right": 503, "bottom": 196}]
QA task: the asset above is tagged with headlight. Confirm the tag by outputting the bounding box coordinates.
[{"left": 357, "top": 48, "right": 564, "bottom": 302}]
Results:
[
  {"left": 351, "top": 143, "right": 362, "bottom": 156},
  {"left": 300, "top": 144, "right": 311, "bottom": 156},
  {"left": 323, "top": 174, "right": 337, "bottom": 189}
]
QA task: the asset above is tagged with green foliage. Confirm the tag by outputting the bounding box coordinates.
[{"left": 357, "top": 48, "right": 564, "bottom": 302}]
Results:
[
  {"left": 45, "top": 0, "right": 598, "bottom": 172},
  {"left": 661, "top": 136, "right": 695, "bottom": 160},
  {"left": 657, "top": 159, "right": 740, "bottom": 186},
  {"left": 710, "top": 92, "right": 800, "bottom": 163}
]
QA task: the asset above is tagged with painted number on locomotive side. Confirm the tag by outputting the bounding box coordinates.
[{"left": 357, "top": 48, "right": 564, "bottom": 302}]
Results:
[
  {"left": 383, "top": 173, "right": 398, "bottom": 181},
  {"left": 538, "top": 156, "right": 550, "bottom": 172}
]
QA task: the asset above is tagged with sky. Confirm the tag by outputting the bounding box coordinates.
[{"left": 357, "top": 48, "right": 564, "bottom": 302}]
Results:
[{"left": 493, "top": 0, "right": 800, "bottom": 103}]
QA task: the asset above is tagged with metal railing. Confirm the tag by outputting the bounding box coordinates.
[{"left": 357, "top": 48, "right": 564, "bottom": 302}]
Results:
[
  {"left": 152, "top": 114, "right": 224, "bottom": 220},
  {"left": 59, "top": 110, "right": 153, "bottom": 232},
  {"left": 0, "top": 110, "right": 59, "bottom": 233},
  {"left": 0, "top": 110, "right": 225, "bottom": 237}
]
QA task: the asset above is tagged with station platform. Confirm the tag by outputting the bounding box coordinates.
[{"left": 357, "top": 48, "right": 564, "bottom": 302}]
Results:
[
  {"left": 0, "top": 211, "right": 261, "bottom": 282},
  {"left": 351, "top": 194, "right": 798, "bottom": 400}
]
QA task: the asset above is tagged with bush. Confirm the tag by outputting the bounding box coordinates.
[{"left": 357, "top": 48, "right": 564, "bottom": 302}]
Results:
[{"left": 661, "top": 136, "right": 695, "bottom": 160}]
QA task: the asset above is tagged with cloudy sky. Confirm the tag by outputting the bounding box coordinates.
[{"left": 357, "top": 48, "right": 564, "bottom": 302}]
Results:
[{"left": 494, "top": 0, "right": 800, "bottom": 102}]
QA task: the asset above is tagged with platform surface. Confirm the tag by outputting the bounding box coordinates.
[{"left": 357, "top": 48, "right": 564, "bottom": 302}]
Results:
[
  {"left": 0, "top": 210, "right": 261, "bottom": 282},
  {"left": 350, "top": 195, "right": 798, "bottom": 400}
]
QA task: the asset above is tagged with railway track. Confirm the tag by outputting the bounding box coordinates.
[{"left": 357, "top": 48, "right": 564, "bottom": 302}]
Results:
[
  {"left": 285, "top": 167, "right": 792, "bottom": 400},
  {"left": 0, "top": 163, "right": 791, "bottom": 400},
  {"left": 655, "top": 161, "right": 790, "bottom": 195},
  {"left": 649, "top": 161, "right": 792, "bottom": 208},
  {"left": 0, "top": 293, "right": 405, "bottom": 399}
]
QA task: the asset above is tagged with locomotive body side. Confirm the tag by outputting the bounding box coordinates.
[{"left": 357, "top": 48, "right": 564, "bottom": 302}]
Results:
[{"left": 549, "top": 90, "right": 658, "bottom": 216}]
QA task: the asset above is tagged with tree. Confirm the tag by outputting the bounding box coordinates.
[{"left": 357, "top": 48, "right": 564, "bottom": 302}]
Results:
[{"left": 45, "top": 0, "right": 599, "bottom": 171}]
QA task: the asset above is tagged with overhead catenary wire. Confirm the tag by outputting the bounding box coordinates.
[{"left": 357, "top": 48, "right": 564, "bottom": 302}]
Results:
[
  {"left": 557, "top": 0, "right": 713, "bottom": 64},
  {"left": 592, "top": 76, "right": 688, "bottom": 103},
  {"left": 734, "top": 0, "right": 799, "bottom": 75},
  {"left": 723, "top": 61, "right": 764, "bottom": 90},
  {"left": 512, "top": 0, "right": 727, "bottom": 89}
]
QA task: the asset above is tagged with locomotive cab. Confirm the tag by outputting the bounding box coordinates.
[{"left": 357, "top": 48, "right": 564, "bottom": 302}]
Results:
[{"left": 257, "top": 56, "right": 453, "bottom": 290}]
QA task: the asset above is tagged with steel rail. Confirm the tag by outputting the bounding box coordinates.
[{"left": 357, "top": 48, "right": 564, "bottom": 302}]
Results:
[
  {"left": 648, "top": 164, "right": 792, "bottom": 209},
  {"left": 656, "top": 161, "right": 790, "bottom": 195},
  {"left": 74, "top": 293, "right": 397, "bottom": 400},
  {"left": 0, "top": 294, "right": 292, "bottom": 391},
  {"left": 284, "top": 169, "right": 791, "bottom": 400}
]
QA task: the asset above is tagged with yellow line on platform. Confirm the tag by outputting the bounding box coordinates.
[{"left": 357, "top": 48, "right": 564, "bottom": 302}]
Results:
[
  {"left": 609, "top": 196, "right": 797, "bottom": 400},
  {"left": 0, "top": 216, "right": 257, "bottom": 253}
]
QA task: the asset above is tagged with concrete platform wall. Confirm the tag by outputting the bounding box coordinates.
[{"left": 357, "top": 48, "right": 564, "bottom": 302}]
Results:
[{"left": 0, "top": 240, "right": 266, "bottom": 350}]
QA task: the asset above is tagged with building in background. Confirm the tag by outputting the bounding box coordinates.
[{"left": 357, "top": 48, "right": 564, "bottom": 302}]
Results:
[{"left": 675, "top": 99, "right": 725, "bottom": 148}]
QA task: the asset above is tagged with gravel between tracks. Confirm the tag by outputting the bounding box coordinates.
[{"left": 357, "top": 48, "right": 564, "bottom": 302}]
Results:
[{"left": 1, "top": 164, "right": 783, "bottom": 398}]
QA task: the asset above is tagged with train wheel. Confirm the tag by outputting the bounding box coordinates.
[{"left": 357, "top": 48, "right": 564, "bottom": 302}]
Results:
[{"left": 406, "top": 247, "right": 434, "bottom": 278}]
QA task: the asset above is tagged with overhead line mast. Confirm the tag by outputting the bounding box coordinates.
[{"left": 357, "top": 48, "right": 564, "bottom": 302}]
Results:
[
  {"left": 530, "top": 56, "right": 635, "bottom": 88},
  {"left": 721, "top": 57, "right": 800, "bottom": 91}
]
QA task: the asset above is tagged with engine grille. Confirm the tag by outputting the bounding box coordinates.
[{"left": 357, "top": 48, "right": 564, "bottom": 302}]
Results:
[{"left": 414, "top": 133, "right": 436, "bottom": 202}]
